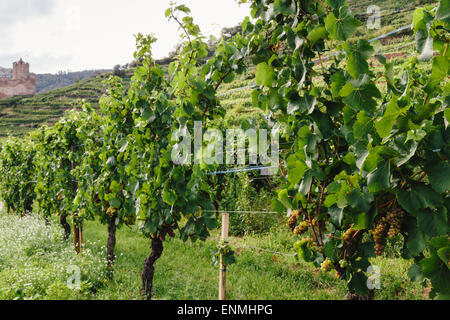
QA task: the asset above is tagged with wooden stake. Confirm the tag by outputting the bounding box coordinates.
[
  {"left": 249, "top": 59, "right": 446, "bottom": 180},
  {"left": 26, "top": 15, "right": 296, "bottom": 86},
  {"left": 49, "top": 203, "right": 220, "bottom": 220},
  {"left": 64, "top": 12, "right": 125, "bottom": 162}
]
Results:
[
  {"left": 73, "top": 221, "right": 83, "bottom": 254},
  {"left": 219, "top": 212, "right": 229, "bottom": 300},
  {"left": 73, "top": 222, "right": 80, "bottom": 254}
]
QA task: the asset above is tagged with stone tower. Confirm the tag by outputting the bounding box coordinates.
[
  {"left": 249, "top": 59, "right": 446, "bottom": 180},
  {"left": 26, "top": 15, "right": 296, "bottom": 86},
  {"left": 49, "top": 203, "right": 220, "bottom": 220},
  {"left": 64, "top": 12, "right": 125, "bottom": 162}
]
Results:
[
  {"left": 0, "top": 59, "right": 36, "bottom": 99},
  {"left": 12, "top": 58, "right": 30, "bottom": 81}
]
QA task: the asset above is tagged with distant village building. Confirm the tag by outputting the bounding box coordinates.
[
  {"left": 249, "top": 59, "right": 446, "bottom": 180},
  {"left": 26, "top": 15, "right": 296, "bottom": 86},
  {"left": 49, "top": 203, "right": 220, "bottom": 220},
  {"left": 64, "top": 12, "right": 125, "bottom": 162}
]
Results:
[{"left": 0, "top": 59, "right": 36, "bottom": 99}]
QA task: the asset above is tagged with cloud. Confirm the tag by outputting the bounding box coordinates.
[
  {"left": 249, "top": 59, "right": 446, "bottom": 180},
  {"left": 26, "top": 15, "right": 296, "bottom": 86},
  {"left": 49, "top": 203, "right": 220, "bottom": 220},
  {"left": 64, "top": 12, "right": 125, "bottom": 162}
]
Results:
[
  {"left": 0, "top": 0, "right": 251, "bottom": 73},
  {"left": 0, "top": 0, "right": 56, "bottom": 27},
  {"left": 0, "top": 0, "right": 57, "bottom": 47}
]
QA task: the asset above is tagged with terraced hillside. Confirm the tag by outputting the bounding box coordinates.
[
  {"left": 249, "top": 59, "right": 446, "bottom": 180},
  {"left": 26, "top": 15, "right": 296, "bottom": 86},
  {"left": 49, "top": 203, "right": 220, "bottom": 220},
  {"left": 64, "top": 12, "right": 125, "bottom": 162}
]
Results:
[{"left": 0, "top": 0, "right": 439, "bottom": 139}]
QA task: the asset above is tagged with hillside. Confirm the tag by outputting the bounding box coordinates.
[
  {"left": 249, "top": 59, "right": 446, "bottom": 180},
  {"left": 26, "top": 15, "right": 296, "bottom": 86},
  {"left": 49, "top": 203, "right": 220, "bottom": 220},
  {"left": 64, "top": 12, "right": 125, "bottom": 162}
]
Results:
[{"left": 0, "top": 0, "right": 439, "bottom": 139}]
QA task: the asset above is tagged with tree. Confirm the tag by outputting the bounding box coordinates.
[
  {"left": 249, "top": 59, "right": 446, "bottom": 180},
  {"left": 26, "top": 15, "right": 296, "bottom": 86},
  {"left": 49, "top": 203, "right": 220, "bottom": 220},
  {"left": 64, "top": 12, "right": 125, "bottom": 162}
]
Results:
[{"left": 113, "top": 64, "right": 125, "bottom": 77}]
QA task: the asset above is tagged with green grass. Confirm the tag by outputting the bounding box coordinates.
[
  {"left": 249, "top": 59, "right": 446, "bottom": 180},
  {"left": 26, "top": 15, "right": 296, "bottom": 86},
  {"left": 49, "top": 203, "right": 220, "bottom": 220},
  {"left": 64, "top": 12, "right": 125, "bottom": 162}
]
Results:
[{"left": 0, "top": 208, "right": 430, "bottom": 300}]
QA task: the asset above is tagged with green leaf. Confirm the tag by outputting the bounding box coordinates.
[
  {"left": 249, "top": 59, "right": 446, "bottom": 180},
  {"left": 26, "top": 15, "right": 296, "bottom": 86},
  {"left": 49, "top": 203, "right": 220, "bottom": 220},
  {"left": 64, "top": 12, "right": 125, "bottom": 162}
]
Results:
[
  {"left": 330, "top": 71, "right": 346, "bottom": 98},
  {"left": 413, "top": 183, "right": 443, "bottom": 209},
  {"left": 417, "top": 208, "right": 448, "bottom": 238},
  {"left": 273, "top": 0, "right": 296, "bottom": 16},
  {"left": 329, "top": 205, "right": 344, "bottom": 227},
  {"left": 110, "top": 180, "right": 121, "bottom": 194},
  {"left": 425, "top": 56, "right": 449, "bottom": 93},
  {"left": 109, "top": 198, "right": 122, "bottom": 209},
  {"left": 420, "top": 254, "right": 450, "bottom": 294},
  {"left": 412, "top": 8, "right": 433, "bottom": 32},
  {"left": 307, "top": 27, "right": 327, "bottom": 45},
  {"left": 162, "top": 189, "right": 177, "bottom": 206},
  {"left": 278, "top": 189, "right": 292, "bottom": 209},
  {"left": 408, "top": 264, "right": 425, "bottom": 282},
  {"left": 353, "top": 211, "right": 369, "bottom": 230},
  {"left": 426, "top": 162, "right": 450, "bottom": 193},
  {"left": 445, "top": 107, "right": 450, "bottom": 129},
  {"left": 165, "top": 8, "right": 173, "bottom": 18},
  {"left": 353, "top": 111, "right": 373, "bottom": 140},
  {"left": 397, "top": 189, "right": 423, "bottom": 215},
  {"left": 325, "top": 6, "right": 361, "bottom": 41},
  {"left": 202, "top": 213, "right": 217, "bottom": 229},
  {"left": 416, "top": 28, "right": 434, "bottom": 61},
  {"left": 437, "top": 247, "right": 450, "bottom": 267},
  {"left": 406, "top": 222, "right": 428, "bottom": 256},
  {"left": 392, "top": 136, "right": 418, "bottom": 167},
  {"left": 176, "top": 5, "right": 191, "bottom": 13},
  {"left": 256, "top": 62, "right": 276, "bottom": 87},
  {"left": 345, "top": 40, "right": 374, "bottom": 79},
  {"left": 287, "top": 94, "right": 316, "bottom": 115},
  {"left": 384, "top": 63, "right": 396, "bottom": 91},
  {"left": 436, "top": 0, "right": 450, "bottom": 24},
  {"left": 272, "top": 198, "right": 286, "bottom": 214},
  {"left": 358, "top": 242, "right": 376, "bottom": 258},
  {"left": 348, "top": 189, "right": 372, "bottom": 213},
  {"left": 375, "top": 98, "right": 401, "bottom": 139},
  {"left": 325, "top": 0, "right": 345, "bottom": 10},
  {"left": 429, "top": 236, "right": 450, "bottom": 251},
  {"left": 362, "top": 146, "right": 398, "bottom": 173},
  {"left": 342, "top": 75, "right": 381, "bottom": 113},
  {"left": 367, "top": 160, "right": 390, "bottom": 193},
  {"left": 287, "top": 155, "right": 308, "bottom": 185}
]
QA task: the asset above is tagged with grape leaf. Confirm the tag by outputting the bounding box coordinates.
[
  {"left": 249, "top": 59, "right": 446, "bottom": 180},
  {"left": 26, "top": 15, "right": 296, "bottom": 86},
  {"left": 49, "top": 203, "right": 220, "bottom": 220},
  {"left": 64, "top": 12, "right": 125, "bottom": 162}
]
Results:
[
  {"left": 325, "top": 6, "right": 361, "bottom": 41},
  {"left": 256, "top": 62, "right": 276, "bottom": 87},
  {"left": 367, "top": 160, "right": 391, "bottom": 193},
  {"left": 426, "top": 161, "right": 450, "bottom": 193}
]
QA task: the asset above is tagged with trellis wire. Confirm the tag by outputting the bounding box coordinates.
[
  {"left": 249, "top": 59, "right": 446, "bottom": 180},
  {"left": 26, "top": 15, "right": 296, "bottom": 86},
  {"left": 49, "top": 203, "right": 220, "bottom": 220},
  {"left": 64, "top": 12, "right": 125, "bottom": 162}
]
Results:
[
  {"left": 202, "top": 210, "right": 279, "bottom": 214},
  {"left": 206, "top": 165, "right": 279, "bottom": 175}
]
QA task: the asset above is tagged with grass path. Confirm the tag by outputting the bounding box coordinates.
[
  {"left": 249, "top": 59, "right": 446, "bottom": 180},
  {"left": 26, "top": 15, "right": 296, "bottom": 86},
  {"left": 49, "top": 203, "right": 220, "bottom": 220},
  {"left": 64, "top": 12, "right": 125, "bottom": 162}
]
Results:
[
  {"left": 83, "top": 220, "right": 428, "bottom": 300},
  {"left": 0, "top": 212, "right": 429, "bottom": 300}
]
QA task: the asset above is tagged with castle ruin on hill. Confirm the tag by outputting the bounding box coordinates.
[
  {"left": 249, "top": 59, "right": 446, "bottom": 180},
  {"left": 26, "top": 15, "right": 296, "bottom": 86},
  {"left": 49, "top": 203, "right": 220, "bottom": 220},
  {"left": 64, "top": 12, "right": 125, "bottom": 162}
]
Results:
[{"left": 0, "top": 59, "right": 36, "bottom": 99}]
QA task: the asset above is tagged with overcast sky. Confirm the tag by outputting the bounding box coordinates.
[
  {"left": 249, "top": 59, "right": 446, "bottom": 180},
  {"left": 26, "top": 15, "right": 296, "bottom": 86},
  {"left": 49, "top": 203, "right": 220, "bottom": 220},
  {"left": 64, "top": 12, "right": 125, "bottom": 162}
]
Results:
[{"left": 0, "top": 0, "right": 250, "bottom": 74}]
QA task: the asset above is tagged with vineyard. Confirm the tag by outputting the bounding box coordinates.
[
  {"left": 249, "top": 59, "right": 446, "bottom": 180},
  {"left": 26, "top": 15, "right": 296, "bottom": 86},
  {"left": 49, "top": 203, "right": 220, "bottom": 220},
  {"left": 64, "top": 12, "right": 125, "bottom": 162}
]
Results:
[{"left": 0, "top": 0, "right": 449, "bottom": 301}]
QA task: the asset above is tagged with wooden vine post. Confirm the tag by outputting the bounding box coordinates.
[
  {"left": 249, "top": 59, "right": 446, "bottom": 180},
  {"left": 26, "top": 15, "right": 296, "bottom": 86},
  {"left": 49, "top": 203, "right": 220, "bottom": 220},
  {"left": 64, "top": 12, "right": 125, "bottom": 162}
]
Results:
[
  {"left": 219, "top": 212, "right": 229, "bottom": 300},
  {"left": 71, "top": 143, "right": 82, "bottom": 254},
  {"left": 73, "top": 222, "right": 83, "bottom": 254}
]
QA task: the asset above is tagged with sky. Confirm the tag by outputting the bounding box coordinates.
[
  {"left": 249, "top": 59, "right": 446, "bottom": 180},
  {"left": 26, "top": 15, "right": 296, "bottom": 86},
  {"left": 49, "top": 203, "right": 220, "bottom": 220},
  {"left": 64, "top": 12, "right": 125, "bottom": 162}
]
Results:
[{"left": 0, "top": 0, "right": 251, "bottom": 74}]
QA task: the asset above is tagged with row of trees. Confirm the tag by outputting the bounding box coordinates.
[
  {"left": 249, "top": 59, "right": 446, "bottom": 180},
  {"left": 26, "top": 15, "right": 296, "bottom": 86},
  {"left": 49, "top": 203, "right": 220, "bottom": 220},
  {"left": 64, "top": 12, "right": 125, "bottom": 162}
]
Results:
[{"left": 0, "top": 0, "right": 448, "bottom": 299}]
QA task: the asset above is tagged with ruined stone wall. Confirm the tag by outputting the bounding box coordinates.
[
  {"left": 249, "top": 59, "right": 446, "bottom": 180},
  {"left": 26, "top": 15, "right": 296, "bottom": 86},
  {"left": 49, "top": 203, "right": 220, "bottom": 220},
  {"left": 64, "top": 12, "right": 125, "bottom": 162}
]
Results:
[
  {"left": 0, "top": 60, "right": 36, "bottom": 99},
  {"left": 0, "top": 77, "right": 36, "bottom": 99}
]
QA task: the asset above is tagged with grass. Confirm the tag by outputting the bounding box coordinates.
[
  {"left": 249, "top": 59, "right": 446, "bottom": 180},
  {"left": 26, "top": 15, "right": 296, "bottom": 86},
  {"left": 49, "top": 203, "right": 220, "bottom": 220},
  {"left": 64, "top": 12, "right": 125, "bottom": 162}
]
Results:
[{"left": 0, "top": 206, "right": 430, "bottom": 300}]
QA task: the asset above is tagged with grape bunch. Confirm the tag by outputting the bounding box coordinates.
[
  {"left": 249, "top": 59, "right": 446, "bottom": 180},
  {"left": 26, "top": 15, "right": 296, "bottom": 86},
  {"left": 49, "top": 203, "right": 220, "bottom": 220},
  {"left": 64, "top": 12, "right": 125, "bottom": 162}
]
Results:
[
  {"left": 294, "top": 221, "right": 309, "bottom": 235},
  {"left": 371, "top": 217, "right": 389, "bottom": 255},
  {"left": 320, "top": 258, "right": 334, "bottom": 272},
  {"left": 386, "top": 207, "right": 405, "bottom": 238},
  {"left": 339, "top": 259, "right": 348, "bottom": 269},
  {"left": 343, "top": 227, "right": 356, "bottom": 243},
  {"left": 106, "top": 206, "right": 117, "bottom": 217},
  {"left": 287, "top": 209, "right": 302, "bottom": 231}
]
